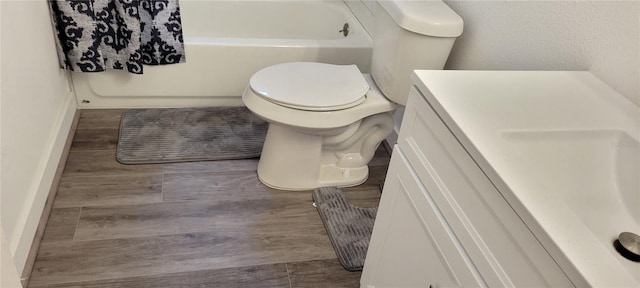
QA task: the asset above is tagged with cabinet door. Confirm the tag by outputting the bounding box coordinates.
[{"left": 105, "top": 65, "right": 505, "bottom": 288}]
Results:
[{"left": 361, "top": 148, "right": 484, "bottom": 288}]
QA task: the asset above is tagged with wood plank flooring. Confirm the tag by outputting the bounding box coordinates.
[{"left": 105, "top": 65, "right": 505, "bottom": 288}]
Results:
[{"left": 28, "top": 109, "right": 389, "bottom": 287}]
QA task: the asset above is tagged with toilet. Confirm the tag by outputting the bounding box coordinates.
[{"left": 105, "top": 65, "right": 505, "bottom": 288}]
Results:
[{"left": 242, "top": 0, "right": 463, "bottom": 190}]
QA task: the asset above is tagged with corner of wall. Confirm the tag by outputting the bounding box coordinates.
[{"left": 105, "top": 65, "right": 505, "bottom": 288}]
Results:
[
  {"left": 385, "top": 127, "right": 399, "bottom": 148},
  {"left": 344, "top": 0, "right": 376, "bottom": 37},
  {"left": 385, "top": 107, "right": 405, "bottom": 147}
]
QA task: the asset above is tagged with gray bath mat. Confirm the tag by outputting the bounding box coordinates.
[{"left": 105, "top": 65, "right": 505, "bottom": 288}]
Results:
[
  {"left": 313, "top": 186, "right": 377, "bottom": 271},
  {"left": 117, "top": 107, "right": 268, "bottom": 164}
]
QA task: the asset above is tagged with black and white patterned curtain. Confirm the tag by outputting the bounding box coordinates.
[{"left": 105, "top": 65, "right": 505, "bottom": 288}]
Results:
[{"left": 49, "top": 0, "right": 185, "bottom": 74}]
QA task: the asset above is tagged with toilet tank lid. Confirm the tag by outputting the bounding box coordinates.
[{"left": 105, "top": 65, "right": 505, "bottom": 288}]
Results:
[{"left": 379, "top": 0, "right": 463, "bottom": 37}]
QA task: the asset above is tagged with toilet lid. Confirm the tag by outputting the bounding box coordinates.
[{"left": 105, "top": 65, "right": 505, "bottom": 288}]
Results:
[{"left": 249, "top": 62, "right": 369, "bottom": 111}]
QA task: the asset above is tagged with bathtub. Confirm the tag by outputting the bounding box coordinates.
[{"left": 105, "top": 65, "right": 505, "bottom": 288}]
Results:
[{"left": 72, "top": 0, "right": 372, "bottom": 108}]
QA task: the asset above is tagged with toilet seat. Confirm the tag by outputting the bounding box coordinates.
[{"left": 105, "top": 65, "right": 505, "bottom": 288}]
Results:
[
  {"left": 244, "top": 74, "right": 399, "bottom": 130},
  {"left": 249, "top": 62, "right": 369, "bottom": 111}
]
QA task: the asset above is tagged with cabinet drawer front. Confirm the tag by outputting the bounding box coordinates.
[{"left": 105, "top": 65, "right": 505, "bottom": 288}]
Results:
[
  {"left": 396, "top": 86, "right": 573, "bottom": 287},
  {"left": 362, "top": 148, "right": 484, "bottom": 288}
]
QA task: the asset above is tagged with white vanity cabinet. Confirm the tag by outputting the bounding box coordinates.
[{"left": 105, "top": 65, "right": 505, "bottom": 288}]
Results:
[
  {"left": 360, "top": 78, "right": 574, "bottom": 288},
  {"left": 360, "top": 147, "right": 484, "bottom": 288}
]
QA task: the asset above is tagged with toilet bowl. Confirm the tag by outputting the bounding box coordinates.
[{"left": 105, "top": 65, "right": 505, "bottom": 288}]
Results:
[
  {"left": 242, "top": 0, "right": 464, "bottom": 190},
  {"left": 243, "top": 62, "right": 397, "bottom": 190}
]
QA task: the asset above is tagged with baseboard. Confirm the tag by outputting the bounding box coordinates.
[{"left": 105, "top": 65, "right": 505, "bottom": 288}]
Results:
[
  {"left": 12, "top": 96, "right": 78, "bottom": 286},
  {"left": 1, "top": 228, "right": 22, "bottom": 287}
]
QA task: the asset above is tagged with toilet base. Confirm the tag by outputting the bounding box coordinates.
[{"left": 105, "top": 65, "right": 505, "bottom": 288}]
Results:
[
  {"left": 256, "top": 123, "right": 371, "bottom": 191},
  {"left": 259, "top": 165, "right": 369, "bottom": 191}
]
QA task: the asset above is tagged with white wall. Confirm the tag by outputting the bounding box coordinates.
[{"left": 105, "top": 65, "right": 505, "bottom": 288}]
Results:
[
  {"left": 370, "top": 0, "right": 640, "bottom": 143},
  {"left": 1, "top": 0, "right": 77, "bottom": 276},
  {"left": 444, "top": 0, "right": 640, "bottom": 105}
]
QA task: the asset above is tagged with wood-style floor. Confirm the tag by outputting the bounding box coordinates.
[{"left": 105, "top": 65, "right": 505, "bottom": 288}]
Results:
[{"left": 27, "top": 109, "right": 389, "bottom": 288}]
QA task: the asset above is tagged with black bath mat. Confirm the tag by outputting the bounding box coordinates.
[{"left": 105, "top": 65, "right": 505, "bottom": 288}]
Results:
[
  {"left": 313, "top": 186, "right": 378, "bottom": 271},
  {"left": 117, "top": 107, "right": 268, "bottom": 164}
]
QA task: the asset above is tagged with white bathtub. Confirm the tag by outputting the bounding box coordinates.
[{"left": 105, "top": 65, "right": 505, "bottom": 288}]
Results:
[{"left": 72, "top": 0, "right": 372, "bottom": 108}]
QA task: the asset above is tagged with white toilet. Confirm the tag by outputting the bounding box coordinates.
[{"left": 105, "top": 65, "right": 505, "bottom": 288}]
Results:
[{"left": 242, "top": 0, "right": 463, "bottom": 190}]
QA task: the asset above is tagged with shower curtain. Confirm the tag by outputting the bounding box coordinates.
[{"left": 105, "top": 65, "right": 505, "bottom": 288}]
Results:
[{"left": 49, "top": 0, "right": 185, "bottom": 74}]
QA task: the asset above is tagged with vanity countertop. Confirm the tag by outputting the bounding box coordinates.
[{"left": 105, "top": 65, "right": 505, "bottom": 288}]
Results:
[{"left": 412, "top": 70, "right": 640, "bottom": 287}]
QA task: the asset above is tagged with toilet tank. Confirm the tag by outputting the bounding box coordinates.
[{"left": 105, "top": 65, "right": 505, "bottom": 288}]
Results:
[{"left": 371, "top": 0, "right": 463, "bottom": 105}]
